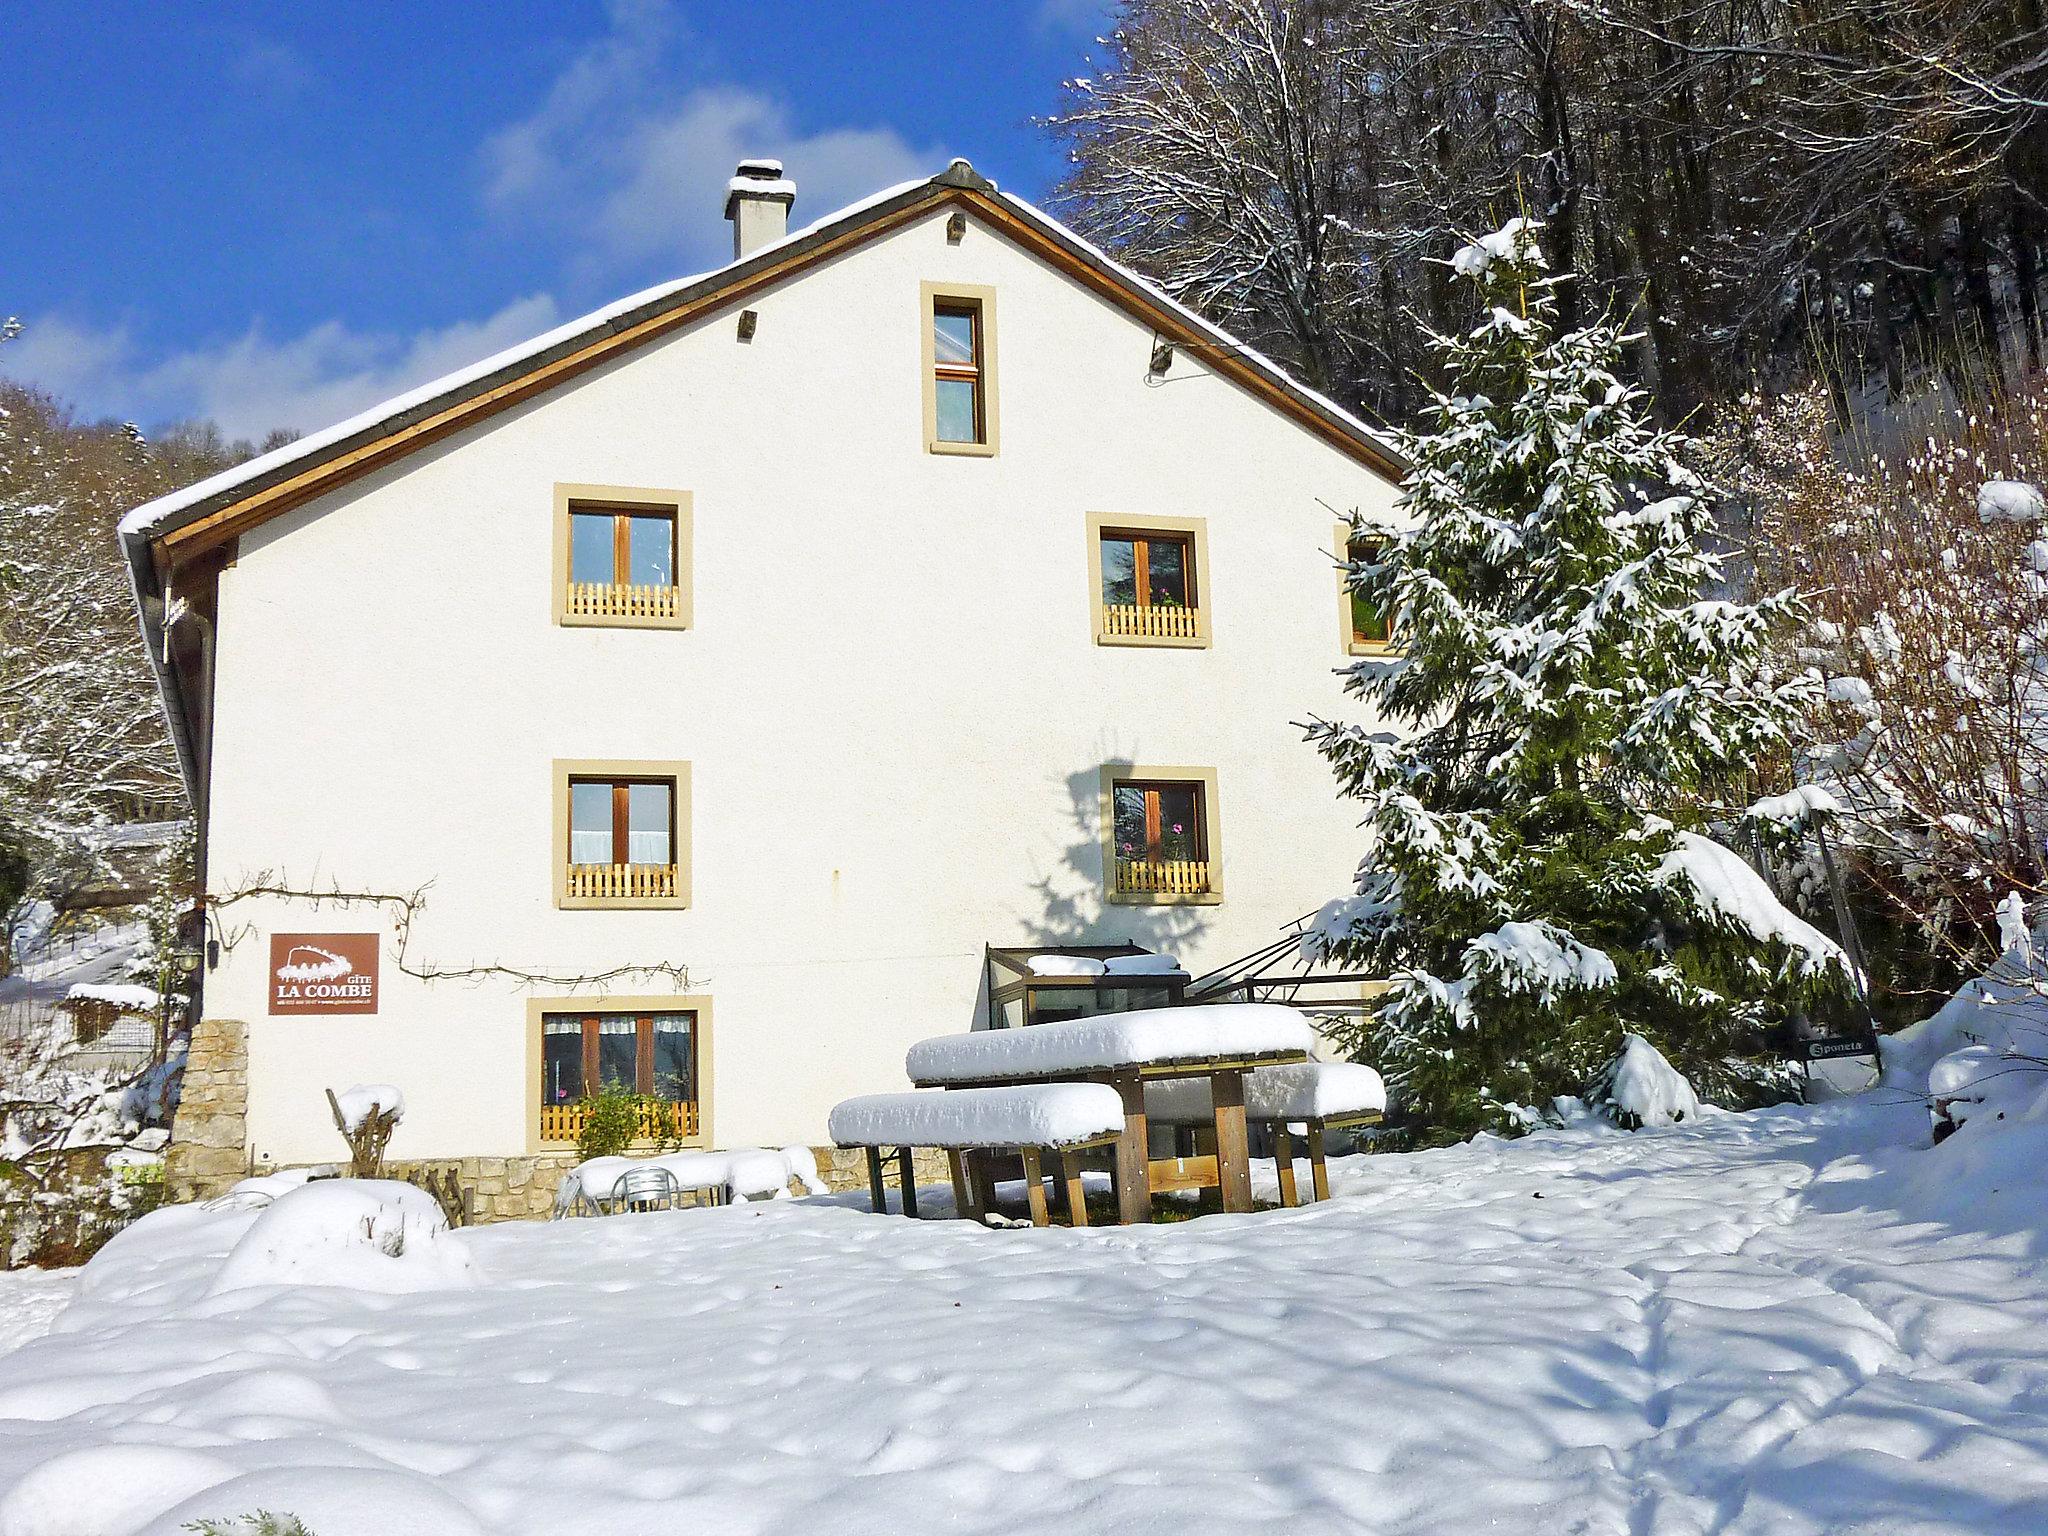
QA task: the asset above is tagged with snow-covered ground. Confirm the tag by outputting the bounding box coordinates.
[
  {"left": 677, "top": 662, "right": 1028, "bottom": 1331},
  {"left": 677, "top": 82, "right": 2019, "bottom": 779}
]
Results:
[
  {"left": 1, "top": 1089, "right": 2044, "bottom": 1534},
  {"left": 0, "top": 1270, "right": 80, "bottom": 1359}
]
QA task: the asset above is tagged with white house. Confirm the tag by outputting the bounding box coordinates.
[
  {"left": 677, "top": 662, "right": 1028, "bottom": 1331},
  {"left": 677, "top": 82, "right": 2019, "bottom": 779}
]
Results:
[{"left": 121, "top": 159, "right": 1407, "bottom": 1214}]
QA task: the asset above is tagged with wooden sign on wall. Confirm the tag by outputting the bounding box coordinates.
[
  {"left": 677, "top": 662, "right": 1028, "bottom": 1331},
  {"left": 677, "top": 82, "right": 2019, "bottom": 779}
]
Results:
[{"left": 269, "top": 933, "right": 380, "bottom": 1015}]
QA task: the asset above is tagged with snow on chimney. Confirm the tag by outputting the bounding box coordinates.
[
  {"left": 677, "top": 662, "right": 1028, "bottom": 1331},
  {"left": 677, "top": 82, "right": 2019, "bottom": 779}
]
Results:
[{"left": 725, "top": 159, "right": 795, "bottom": 261}]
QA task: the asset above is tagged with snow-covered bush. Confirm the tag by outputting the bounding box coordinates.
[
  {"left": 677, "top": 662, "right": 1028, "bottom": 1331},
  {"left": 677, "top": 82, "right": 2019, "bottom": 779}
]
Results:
[
  {"left": 1581, "top": 1035, "right": 1703, "bottom": 1130},
  {"left": 1306, "top": 218, "right": 1856, "bottom": 1144},
  {"left": 1712, "top": 379, "right": 2048, "bottom": 1002},
  {"left": 1880, "top": 932, "right": 2048, "bottom": 1143},
  {"left": 210, "top": 1179, "right": 479, "bottom": 1295}
]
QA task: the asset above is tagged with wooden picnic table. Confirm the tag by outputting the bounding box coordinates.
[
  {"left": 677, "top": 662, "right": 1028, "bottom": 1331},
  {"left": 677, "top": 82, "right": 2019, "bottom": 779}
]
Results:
[{"left": 905, "top": 1004, "right": 1316, "bottom": 1224}]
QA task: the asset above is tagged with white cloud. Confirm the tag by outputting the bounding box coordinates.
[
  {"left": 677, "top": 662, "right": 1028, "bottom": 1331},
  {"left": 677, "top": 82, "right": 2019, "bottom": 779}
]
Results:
[
  {"left": 4, "top": 0, "right": 943, "bottom": 438},
  {"left": 482, "top": 3, "right": 943, "bottom": 277},
  {"left": 2, "top": 296, "right": 561, "bottom": 443},
  {"left": 1036, "top": 0, "right": 1112, "bottom": 37}
]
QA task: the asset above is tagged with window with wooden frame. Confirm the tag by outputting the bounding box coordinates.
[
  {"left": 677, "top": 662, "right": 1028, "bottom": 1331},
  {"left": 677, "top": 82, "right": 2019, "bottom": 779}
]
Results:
[
  {"left": 1087, "top": 512, "right": 1211, "bottom": 647},
  {"left": 921, "top": 282, "right": 998, "bottom": 455},
  {"left": 553, "top": 759, "right": 691, "bottom": 909},
  {"left": 1099, "top": 764, "right": 1224, "bottom": 904},
  {"left": 1338, "top": 522, "right": 1396, "bottom": 655},
  {"left": 553, "top": 483, "right": 692, "bottom": 629},
  {"left": 538, "top": 1009, "right": 700, "bottom": 1145}
]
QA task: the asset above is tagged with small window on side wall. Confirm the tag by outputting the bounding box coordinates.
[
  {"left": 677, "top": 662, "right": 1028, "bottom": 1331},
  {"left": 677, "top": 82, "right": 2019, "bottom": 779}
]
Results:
[
  {"left": 922, "top": 283, "right": 998, "bottom": 455},
  {"left": 554, "top": 759, "right": 691, "bottom": 908},
  {"left": 554, "top": 485, "right": 692, "bottom": 629},
  {"left": 1338, "top": 524, "right": 1396, "bottom": 655},
  {"left": 1099, "top": 764, "right": 1223, "bottom": 905}
]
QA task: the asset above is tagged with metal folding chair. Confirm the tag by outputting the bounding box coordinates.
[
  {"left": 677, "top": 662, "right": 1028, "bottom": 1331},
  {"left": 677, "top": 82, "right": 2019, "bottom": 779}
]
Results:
[{"left": 606, "top": 1165, "right": 682, "bottom": 1214}]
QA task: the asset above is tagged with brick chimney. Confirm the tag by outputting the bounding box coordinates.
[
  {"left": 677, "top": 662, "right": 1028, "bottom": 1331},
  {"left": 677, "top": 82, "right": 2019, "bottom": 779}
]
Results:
[{"left": 725, "top": 159, "right": 795, "bottom": 261}]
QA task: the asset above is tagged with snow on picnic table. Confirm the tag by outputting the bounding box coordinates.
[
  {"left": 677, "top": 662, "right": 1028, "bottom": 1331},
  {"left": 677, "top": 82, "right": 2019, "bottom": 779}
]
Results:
[
  {"left": 2, "top": 1098, "right": 2046, "bottom": 1534},
  {"left": 829, "top": 1084, "right": 1125, "bottom": 1149},
  {"left": 906, "top": 1002, "right": 1315, "bottom": 1084}
]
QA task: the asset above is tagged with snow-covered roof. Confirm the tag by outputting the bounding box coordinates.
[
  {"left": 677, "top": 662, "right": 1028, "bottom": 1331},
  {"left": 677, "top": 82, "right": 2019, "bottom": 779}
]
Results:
[
  {"left": 63, "top": 982, "right": 160, "bottom": 1012},
  {"left": 118, "top": 161, "right": 1399, "bottom": 545}
]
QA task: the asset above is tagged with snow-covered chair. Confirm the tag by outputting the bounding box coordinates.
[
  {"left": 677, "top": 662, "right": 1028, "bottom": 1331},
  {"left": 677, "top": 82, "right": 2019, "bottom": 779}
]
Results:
[
  {"left": 827, "top": 1084, "right": 1124, "bottom": 1227},
  {"left": 1145, "top": 1062, "right": 1386, "bottom": 1206}
]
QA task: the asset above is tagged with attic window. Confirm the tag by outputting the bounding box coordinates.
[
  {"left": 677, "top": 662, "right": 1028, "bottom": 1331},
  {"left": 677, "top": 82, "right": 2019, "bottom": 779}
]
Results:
[{"left": 922, "top": 283, "right": 998, "bottom": 456}]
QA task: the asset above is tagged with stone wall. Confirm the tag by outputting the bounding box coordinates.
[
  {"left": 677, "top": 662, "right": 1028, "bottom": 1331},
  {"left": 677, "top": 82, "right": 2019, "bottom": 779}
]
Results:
[
  {"left": 387, "top": 1155, "right": 583, "bottom": 1223},
  {"left": 163, "top": 1017, "right": 249, "bottom": 1203}
]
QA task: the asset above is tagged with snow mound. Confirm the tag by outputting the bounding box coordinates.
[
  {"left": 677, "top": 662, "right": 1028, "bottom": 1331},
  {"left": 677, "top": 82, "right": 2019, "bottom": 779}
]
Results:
[
  {"left": 1589, "top": 1034, "right": 1702, "bottom": 1129},
  {"left": 1655, "top": 831, "right": 1849, "bottom": 974},
  {"left": 1879, "top": 947, "right": 2048, "bottom": 1095},
  {"left": 138, "top": 1465, "right": 487, "bottom": 1536},
  {"left": 908, "top": 1003, "right": 1314, "bottom": 1084},
  {"left": 829, "top": 1085, "right": 1124, "bottom": 1149},
  {"left": 332, "top": 1083, "right": 404, "bottom": 1131},
  {"left": 209, "top": 1180, "right": 477, "bottom": 1295},
  {"left": 1977, "top": 479, "right": 2045, "bottom": 523},
  {"left": 209, "top": 1168, "right": 320, "bottom": 1210},
  {"left": 0, "top": 1444, "right": 236, "bottom": 1536}
]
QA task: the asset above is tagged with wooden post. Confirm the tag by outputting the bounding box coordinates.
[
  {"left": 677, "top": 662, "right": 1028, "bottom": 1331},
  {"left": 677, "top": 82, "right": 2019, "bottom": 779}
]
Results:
[
  {"left": 1211, "top": 1068, "right": 1253, "bottom": 1214},
  {"left": 897, "top": 1145, "right": 919, "bottom": 1219},
  {"left": 969, "top": 1150, "right": 999, "bottom": 1216},
  {"left": 1020, "top": 1147, "right": 1051, "bottom": 1227},
  {"left": 1059, "top": 1148, "right": 1088, "bottom": 1227},
  {"left": 865, "top": 1146, "right": 886, "bottom": 1214},
  {"left": 947, "top": 1149, "right": 975, "bottom": 1221},
  {"left": 1273, "top": 1126, "right": 1298, "bottom": 1208},
  {"left": 1111, "top": 1071, "right": 1151, "bottom": 1225},
  {"left": 1307, "top": 1123, "right": 1331, "bottom": 1202}
]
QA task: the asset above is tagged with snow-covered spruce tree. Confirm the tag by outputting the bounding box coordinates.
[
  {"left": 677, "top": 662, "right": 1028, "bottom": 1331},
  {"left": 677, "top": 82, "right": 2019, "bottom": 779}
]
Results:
[{"left": 1305, "top": 219, "right": 1858, "bottom": 1145}]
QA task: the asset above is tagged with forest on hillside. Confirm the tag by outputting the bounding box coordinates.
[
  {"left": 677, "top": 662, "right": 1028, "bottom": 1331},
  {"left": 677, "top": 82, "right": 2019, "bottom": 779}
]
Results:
[{"left": 1051, "top": 0, "right": 2048, "bottom": 426}]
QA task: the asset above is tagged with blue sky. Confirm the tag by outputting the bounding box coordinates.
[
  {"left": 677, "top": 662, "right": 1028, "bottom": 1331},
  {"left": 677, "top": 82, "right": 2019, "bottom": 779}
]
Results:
[{"left": 1, "top": 0, "right": 1108, "bottom": 441}]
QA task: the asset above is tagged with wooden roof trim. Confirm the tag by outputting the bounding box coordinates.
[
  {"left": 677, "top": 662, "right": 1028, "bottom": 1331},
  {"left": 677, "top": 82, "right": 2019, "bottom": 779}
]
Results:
[{"left": 158, "top": 190, "right": 948, "bottom": 559}]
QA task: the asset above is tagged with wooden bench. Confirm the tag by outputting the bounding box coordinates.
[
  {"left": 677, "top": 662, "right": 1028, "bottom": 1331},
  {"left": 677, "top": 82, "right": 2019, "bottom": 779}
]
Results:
[
  {"left": 1145, "top": 1062, "right": 1386, "bottom": 1207},
  {"left": 828, "top": 1085, "right": 1125, "bottom": 1227}
]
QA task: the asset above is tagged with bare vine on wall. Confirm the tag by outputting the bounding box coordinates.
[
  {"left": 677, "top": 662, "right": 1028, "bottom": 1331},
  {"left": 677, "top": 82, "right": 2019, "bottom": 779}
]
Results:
[{"left": 208, "top": 875, "right": 693, "bottom": 993}]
